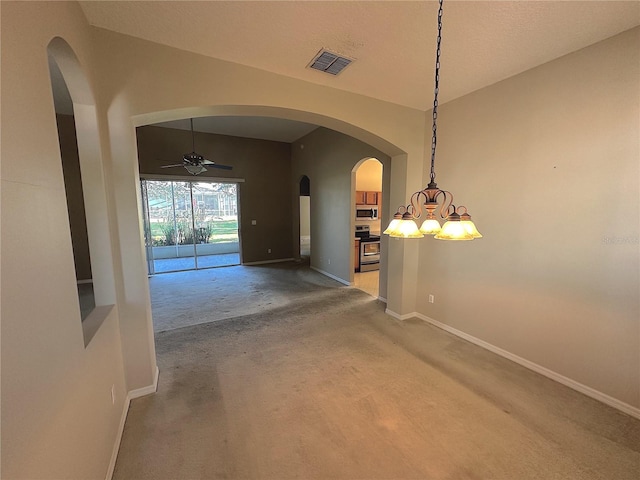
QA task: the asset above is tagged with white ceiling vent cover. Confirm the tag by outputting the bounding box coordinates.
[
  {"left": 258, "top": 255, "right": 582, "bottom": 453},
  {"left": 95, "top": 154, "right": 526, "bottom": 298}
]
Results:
[{"left": 308, "top": 49, "right": 353, "bottom": 76}]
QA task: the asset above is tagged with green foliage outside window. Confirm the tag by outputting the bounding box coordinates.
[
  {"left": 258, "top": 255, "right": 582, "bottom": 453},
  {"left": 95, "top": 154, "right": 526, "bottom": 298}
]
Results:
[{"left": 150, "top": 220, "right": 238, "bottom": 246}]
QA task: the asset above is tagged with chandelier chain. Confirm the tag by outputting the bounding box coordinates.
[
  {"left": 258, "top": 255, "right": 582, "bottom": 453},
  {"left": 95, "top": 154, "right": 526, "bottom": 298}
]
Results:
[
  {"left": 430, "top": 0, "right": 444, "bottom": 184},
  {"left": 384, "top": 0, "right": 481, "bottom": 240}
]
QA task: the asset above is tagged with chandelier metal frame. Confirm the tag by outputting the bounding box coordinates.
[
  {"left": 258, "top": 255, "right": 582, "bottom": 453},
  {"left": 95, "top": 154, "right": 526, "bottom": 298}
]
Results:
[{"left": 384, "top": 0, "right": 481, "bottom": 241}]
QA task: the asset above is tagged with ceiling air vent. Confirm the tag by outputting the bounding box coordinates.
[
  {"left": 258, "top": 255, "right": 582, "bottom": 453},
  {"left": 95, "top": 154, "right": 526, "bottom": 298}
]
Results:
[{"left": 308, "top": 49, "right": 353, "bottom": 76}]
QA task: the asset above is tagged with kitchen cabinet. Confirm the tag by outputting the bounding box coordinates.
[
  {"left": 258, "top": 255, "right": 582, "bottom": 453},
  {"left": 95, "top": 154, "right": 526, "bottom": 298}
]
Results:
[{"left": 356, "top": 190, "right": 379, "bottom": 205}]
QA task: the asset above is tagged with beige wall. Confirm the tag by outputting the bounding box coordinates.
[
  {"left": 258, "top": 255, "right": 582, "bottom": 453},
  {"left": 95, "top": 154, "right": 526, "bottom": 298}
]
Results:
[
  {"left": 300, "top": 196, "right": 311, "bottom": 237},
  {"left": 136, "top": 125, "right": 293, "bottom": 263},
  {"left": 1, "top": 2, "right": 128, "bottom": 479},
  {"left": 356, "top": 158, "right": 383, "bottom": 192},
  {"left": 415, "top": 27, "right": 640, "bottom": 410},
  {"left": 292, "top": 128, "right": 391, "bottom": 289},
  {"left": 3, "top": 3, "right": 637, "bottom": 479}
]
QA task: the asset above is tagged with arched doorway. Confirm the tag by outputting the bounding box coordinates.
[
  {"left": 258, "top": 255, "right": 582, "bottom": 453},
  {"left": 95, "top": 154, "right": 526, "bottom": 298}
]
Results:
[
  {"left": 353, "top": 158, "right": 383, "bottom": 298},
  {"left": 128, "top": 107, "right": 406, "bottom": 384}
]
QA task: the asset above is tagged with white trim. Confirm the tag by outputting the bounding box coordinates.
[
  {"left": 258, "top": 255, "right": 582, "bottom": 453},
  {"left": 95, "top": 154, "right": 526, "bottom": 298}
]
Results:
[
  {"left": 414, "top": 313, "right": 640, "bottom": 420},
  {"left": 377, "top": 296, "right": 387, "bottom": 303},
  {"left": 106, "top": 367, "right": 159, "bottom": 480},
  {"left": 77, "top": 279, "right": 93, "bottom": 285},
  {"left": 140, "top": 173, "right": 245, "bottom": 183},
  {"left": 384, "top": 308, "right": 416, "bottom": 321},
  {"left": 242, "top": 258, "right": 294, "bottom": 266},
  {"left": 310, "top": 266, "right": 350, "bottom": 286},
  {"left": 129, "top": 366, "right": 160, "bottom": 400},
  {"left": 105, "top": 395, "right": 130, "bottom": 480}
]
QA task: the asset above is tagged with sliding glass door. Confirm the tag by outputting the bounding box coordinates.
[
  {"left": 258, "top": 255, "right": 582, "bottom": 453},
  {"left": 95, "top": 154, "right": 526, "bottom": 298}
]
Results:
[
  {"left": 140, "top": 180, "right": 155, "bottom": 274},
  {"left": 141, "top": 179, "right": 240, "bottom": 274}
]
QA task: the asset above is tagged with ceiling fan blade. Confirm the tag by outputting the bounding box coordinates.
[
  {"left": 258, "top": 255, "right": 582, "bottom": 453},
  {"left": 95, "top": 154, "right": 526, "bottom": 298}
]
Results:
[
  {"left": 208, "top": 163, "right": 233, "bottom": 170},
  {"left": 200, "top": 158, "right": 232, "bottom": 170},
  {"left": 160, "top": 164, "right": 185, "bottom": 168}
]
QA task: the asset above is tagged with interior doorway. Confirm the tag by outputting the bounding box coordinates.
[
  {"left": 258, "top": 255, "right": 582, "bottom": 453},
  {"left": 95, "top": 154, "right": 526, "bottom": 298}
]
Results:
[
  {"left": 299, "top": 176, "right": 311, "bottom": 258},
  {"left": 353, "top": 159, "right": 383, "bottom": 298},
  {"left": 141, "top": 178, "right": 241, "bottom": 274}
]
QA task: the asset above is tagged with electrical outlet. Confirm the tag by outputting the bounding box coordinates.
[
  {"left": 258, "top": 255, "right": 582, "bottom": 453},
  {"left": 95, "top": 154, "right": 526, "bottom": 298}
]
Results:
[
  {"left": 328, "top": 259, "right": 331, "bottom": 265},
  {"left": 268, "top": 248, "right": 271, "bottom": 254},
  {"left": 429, "top": 294, "right": 435, "bottom": 304}
]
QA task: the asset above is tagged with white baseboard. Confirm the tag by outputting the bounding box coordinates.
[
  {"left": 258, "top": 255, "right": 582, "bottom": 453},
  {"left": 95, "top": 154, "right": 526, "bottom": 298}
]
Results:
[
  {"left": 105, "top": 394, "right": 130, "bottom": 480},
  {"left": 106, "top": 366, "right": 159, "bottom": 480},
  {"left": 128, "top": 366, "right": 160, "bottom": 399},
  {"left": 242, "top": 258, "right": 294, "bottom": 266},
  {"left": 377, "top": 296, "right": 387, "bottom": 303},
  {"left": 413, "top": 313, "right": 640, "bottom": 420},
  {"left": 384, "top": 308, "right": 415, "bottom": 320},
  {"left": 310, "top": 266, "right": 350, "bottom": 286}
]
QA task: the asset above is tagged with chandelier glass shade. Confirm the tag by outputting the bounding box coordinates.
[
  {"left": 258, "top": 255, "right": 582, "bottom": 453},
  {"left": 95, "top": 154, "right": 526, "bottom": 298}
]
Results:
[
  {"left": 434, "top": 211, "right": 473, "bottom": 240},
  {"left": 382, "top": 213, "right": 403, "bottom": 235},
  {"left": 459, "top": 212, "right": 483, "bottom": 238},
  {"left": 419, "top": 217, "right": 442, "bottom": 235},
  {"left": 384, "top": 0, "right": 481, "bottom": 241}
]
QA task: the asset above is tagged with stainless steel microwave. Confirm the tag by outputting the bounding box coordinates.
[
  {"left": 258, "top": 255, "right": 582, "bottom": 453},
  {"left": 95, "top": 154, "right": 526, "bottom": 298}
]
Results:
[{"left": 356, "top": 205, "right": 379, "bottom": 220}]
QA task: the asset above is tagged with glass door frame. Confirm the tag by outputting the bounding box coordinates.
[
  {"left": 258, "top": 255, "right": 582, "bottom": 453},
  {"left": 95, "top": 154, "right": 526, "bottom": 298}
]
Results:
[
  {"left": 140, "top": 180, "right": 155, "bottom": 275},
  {"left": 140, "top": 174, "right": 244, "bottom": 274}
]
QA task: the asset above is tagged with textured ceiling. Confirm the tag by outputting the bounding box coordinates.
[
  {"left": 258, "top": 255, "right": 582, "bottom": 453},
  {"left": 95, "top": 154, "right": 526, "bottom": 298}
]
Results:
[{"left": 80, "top": 1, "right": 639, "bottom": 111}]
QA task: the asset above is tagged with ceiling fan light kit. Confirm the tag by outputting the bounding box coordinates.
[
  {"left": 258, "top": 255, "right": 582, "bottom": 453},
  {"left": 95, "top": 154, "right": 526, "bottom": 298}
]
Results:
[
  {"left": 185, "top": 164, "right": 207, "bottom": 176},
  {"left": 160, "top": 118, "right": 233, "bottom": 175},
  {"left": 384, "top": 0, "right": 481, "bottom": 241}
]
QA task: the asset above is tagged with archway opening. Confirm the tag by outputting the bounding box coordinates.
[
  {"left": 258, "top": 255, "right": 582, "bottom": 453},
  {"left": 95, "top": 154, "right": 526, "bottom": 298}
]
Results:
[
  {"left": 131, "top": 108, "right": 403, "bottom": 330},
  {"left": 353, "top": 158, "right": 383, "bottom": 298}
]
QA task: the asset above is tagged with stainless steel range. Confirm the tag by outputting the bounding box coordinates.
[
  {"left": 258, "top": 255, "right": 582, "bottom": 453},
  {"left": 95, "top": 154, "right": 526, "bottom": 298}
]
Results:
[{"left": 355, "top": 225, "right": 380, "bottom": 272}]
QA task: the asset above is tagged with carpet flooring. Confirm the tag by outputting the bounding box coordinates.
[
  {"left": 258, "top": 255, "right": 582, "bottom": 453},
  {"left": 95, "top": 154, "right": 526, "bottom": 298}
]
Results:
[
  {"left": 149, "top": 261, "right": 341, "bottom": 332},
  {"left": 114, "top": 261, "right": 640, "bottom": 480}
]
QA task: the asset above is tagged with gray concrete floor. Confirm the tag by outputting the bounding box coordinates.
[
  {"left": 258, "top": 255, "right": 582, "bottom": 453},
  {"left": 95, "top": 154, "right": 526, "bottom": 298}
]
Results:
[
  {"left": 152, "top": 252, "right": 240, "bottom": 273},
  {"left": 114, "top": 261, "right": 640, "bottom": 480}
]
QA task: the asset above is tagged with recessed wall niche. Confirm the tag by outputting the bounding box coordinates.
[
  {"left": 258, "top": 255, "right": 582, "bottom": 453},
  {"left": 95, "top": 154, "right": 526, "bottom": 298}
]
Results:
[{"left": 48, "top": 52, "right": 96, "bottom": 320}]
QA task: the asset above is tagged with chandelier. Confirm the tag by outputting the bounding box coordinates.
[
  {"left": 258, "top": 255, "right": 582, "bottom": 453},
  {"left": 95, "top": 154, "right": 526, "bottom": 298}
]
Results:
[{"left": 384, "top": 0, "right": 481, "bottom": 241}]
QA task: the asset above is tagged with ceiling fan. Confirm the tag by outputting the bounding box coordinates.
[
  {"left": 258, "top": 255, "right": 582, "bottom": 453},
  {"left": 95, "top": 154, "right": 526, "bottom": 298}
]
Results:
[{"left": 160, "top": 118, "right": 233, "bottom": 175}]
